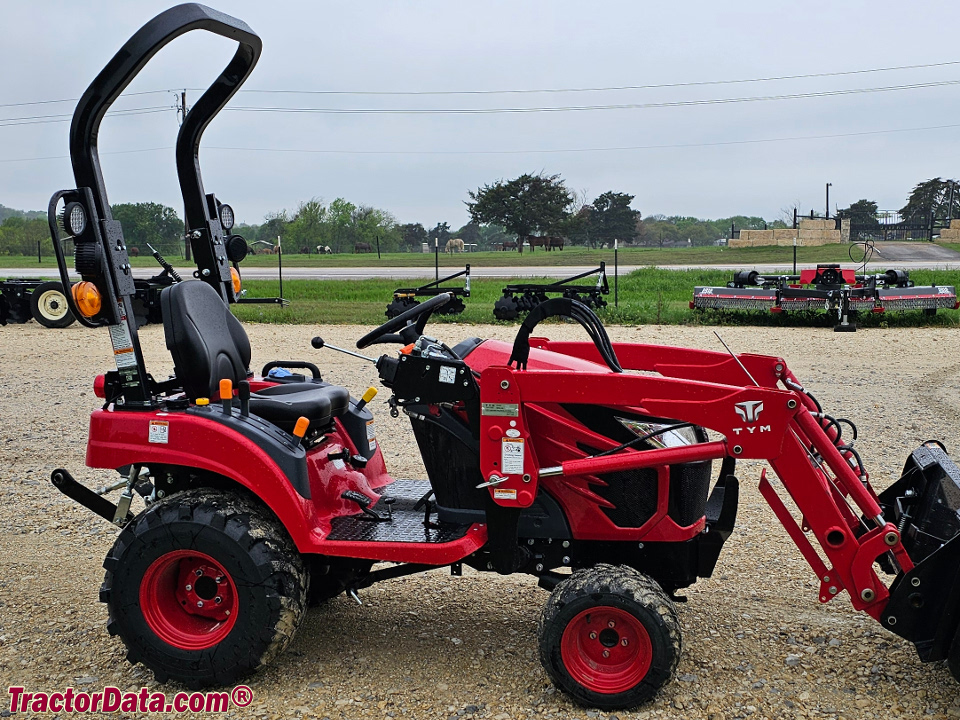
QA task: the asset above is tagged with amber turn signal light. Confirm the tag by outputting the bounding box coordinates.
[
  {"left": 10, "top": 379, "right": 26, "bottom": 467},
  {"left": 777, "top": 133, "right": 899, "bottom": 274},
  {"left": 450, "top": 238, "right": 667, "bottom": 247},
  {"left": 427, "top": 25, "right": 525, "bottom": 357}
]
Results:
[
  {"left": 71, "top": 281, "right": 102, "bottom": 318},
  {"left": 230, "top": 266, "right": 242, "bottom": 295}
]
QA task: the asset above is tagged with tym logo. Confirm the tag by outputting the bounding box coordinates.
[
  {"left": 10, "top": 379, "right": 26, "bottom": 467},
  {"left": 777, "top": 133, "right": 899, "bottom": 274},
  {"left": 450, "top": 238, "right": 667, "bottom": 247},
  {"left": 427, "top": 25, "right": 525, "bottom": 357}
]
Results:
[{"left": 734, "top": 400, "right": 764, "bottom": 423}]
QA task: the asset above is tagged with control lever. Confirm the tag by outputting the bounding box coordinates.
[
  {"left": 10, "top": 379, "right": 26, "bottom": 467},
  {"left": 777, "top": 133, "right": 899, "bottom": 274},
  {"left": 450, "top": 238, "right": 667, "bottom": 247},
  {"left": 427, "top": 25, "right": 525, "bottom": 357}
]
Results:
[
  {"left": 238, "top": 380, "right": 250, "bottom": 417},
  {"left": 341, "top": 490, "right": 390, "bottom": 522},
  {"left": 311, "top": 337, "right": 377, "bottom": 364},
  {"left": 219, "top": 378, "right": 233, "bottom": 415}
]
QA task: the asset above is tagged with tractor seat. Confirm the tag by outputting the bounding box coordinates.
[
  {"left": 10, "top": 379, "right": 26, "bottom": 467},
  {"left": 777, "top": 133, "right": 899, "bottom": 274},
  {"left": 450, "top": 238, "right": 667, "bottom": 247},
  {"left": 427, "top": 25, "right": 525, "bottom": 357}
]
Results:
[
  {"left": 162, "top": 281, "right": 349, "bottom": 432},
  {"left": 249, "top": 383, "right": 349, "bottom": 433}
]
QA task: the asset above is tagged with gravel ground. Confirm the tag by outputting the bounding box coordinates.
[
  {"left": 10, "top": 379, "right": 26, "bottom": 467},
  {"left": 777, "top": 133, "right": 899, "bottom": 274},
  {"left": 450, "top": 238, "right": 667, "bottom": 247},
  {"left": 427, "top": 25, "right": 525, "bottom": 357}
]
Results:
[{"left": 1, "top": 320, "right": 960, "bottom": 720}]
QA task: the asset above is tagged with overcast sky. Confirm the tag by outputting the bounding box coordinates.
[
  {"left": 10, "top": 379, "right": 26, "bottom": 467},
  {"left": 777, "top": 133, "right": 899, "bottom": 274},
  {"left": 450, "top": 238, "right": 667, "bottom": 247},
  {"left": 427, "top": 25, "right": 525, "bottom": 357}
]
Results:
[{"left": 3, "top": 1, "right": 960, "bottom": 229}]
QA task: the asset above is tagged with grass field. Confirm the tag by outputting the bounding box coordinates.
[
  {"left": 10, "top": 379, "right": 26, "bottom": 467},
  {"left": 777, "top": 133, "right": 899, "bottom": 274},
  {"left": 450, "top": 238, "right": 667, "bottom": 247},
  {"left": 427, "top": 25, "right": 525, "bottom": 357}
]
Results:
[
  {"left": 0, "top": 243, "right": 892, "bottom": 270},
  {"left": 231, "top": 267, "right": 960, "bottom": 329}
]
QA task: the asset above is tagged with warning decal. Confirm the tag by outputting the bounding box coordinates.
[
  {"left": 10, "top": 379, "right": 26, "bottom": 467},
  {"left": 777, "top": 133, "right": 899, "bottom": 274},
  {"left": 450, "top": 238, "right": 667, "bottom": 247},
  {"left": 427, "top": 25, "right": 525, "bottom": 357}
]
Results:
[
  {"left": 109, "top": 321, "right": 137, "bottom": 370},
  {"left": 501, "top": 438, "right": 524, "bottom": 475},
  {"left": 148, "top": 420, "right": 169, "bottom": 444}
]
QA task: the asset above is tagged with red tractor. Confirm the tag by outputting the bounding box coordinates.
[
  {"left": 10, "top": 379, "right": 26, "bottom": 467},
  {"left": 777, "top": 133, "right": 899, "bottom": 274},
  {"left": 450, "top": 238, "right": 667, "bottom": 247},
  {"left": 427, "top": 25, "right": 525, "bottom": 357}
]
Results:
[{"left": 47, "top": 4, "right": 960, "bottom": 711}]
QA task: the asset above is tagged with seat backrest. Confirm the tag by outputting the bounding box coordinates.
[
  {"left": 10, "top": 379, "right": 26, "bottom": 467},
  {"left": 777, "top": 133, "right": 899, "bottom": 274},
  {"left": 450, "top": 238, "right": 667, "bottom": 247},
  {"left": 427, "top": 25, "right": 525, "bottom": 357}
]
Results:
[{"left": 161, "top": 281, "right": 251, "bottom": 399}]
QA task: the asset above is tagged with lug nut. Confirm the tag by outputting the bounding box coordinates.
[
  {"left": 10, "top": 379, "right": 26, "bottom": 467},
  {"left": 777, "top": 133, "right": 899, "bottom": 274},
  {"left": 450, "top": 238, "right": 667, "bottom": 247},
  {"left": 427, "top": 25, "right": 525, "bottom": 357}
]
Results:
[
  {"left": 195, "top": 568, "right": 203, "bottom": 577},
  {"left": 185, "top": 584, "right": 192, "bottom": 591},
  {"left": 197, "top": 601, "right": 204, "bottom": 608},
  {"left": 602, "top": 650, "right": 610, "bottom": 658},
  {"left": 621, "top": 638, "right": 629, "bottom": 646},
  {"left": 216, "top": 576, "right": 224, "bottom": 584},
  {"left": 215, "top": 596, "right": 222, "bottom": 604},
  {"left": 589, "top": 632, "right": 597, "bottom": 640},
  {"left": 608, "top": 621, "right": 616, "bottom": 628}
]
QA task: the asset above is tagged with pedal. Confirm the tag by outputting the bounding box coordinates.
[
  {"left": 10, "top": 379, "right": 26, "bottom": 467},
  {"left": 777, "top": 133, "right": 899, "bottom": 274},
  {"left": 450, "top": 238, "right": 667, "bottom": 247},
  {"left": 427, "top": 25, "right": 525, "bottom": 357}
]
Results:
[
  {"left": 340, "top": 491, "right": 390, "bottom": 522},
  {"left": 341, "top": 490, "right": 371, "bottom": 508}
]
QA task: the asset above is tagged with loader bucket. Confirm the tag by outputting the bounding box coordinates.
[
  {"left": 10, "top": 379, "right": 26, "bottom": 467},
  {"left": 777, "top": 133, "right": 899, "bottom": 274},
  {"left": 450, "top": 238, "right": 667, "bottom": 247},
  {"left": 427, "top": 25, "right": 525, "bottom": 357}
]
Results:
[{"left": 876, "top": 444, "right": 960, "bottom": 663}]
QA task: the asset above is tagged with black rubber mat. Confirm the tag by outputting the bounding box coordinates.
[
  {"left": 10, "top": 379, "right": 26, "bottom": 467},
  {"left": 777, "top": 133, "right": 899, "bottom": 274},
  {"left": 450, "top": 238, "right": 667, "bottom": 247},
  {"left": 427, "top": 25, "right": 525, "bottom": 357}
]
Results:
[{"left": 328, "top": 479, "right": 472, "bottom": 544}]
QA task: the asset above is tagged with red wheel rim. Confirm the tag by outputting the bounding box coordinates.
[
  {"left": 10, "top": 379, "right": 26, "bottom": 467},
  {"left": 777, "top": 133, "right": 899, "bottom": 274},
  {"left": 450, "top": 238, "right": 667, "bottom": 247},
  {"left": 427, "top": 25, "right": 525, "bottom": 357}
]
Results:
[
  {"left": 140, "top": 550, "right": 238, "bottom": 650},
  {"left": 560, "top": 606, "right": 653, "bottom": 694}
]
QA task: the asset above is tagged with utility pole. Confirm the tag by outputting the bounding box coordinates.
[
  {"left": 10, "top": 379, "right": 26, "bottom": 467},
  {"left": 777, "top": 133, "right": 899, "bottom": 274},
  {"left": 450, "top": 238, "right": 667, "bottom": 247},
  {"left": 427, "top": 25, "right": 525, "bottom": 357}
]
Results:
[{"left": 826, "top": 183, "right": 832, "bottom": 219}]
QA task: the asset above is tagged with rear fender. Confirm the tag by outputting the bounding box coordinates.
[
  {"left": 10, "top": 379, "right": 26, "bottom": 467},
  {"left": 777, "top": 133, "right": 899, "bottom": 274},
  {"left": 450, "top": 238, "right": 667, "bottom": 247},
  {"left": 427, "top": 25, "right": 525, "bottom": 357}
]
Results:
[{"left": 86, "top": 408, "right": 317, "bottom": 551}]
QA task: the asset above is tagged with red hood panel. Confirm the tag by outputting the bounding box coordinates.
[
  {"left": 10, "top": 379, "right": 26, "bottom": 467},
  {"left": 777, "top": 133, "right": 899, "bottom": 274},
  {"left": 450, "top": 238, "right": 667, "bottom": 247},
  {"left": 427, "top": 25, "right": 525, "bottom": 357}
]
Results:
[{"left": 463, "top": 339, "right": 611, "bottom": 373}]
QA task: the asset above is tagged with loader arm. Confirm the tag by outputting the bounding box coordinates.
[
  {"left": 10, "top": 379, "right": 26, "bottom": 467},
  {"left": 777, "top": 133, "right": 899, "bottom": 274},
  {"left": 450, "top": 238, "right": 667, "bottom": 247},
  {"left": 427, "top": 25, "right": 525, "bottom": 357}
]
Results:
[{"left": 479, "top": 355, "right": 931, "bottom": 643}]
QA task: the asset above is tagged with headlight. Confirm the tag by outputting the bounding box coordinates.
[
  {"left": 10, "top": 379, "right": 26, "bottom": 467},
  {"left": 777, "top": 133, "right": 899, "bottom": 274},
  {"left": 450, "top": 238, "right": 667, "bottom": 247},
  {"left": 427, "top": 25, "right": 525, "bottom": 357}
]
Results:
[
  {"left": 218, "top": 203, "right": 235, "bottom": 231},
  {"left": 63, "top": 202, "right": 87, "bottom": 236},
  {"left": 615, "top": 417, "right": 697, "bottom": 449}
]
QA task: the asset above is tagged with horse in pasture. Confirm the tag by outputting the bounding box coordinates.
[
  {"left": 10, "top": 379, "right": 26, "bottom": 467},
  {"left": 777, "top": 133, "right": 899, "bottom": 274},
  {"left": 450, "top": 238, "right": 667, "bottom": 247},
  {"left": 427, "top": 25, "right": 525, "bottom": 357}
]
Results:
[
  {"left": 316, "top": 245, "right": 333, "bottom": 254},
  {"left": 354, "top": 242, "right": 373, "bottom": 253},
  {"left": 445, "top": 238, "right": 465, "bottom": 253}
]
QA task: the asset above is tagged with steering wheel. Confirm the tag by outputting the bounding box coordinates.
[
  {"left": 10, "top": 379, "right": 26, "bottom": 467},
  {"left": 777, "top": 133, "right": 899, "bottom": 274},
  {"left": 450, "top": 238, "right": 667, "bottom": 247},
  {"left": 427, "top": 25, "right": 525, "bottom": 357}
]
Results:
[{"left": 356, "top": 293, "right": 452, "bottom": 349}]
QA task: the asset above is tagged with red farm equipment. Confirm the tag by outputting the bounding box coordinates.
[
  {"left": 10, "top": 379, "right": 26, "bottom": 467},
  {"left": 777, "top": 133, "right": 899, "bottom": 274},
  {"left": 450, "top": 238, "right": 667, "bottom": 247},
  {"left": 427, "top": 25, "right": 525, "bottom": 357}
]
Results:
[{"left": 45, "top": 4, "right": 960, "bottom": 710}]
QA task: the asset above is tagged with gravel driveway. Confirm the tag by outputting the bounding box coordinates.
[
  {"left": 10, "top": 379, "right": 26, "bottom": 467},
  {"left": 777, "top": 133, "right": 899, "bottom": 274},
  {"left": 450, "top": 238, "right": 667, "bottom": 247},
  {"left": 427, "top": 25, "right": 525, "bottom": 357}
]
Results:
[{"left": 1, "top": 321, "right": 959, "bottom": 719}]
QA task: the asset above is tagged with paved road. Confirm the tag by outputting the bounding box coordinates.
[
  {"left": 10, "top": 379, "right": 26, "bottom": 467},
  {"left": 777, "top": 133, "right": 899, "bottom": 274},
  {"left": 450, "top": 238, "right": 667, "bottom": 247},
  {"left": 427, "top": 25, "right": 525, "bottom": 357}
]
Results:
[{"left": 5, "top": 243, "right": 959, "bottom": 281}]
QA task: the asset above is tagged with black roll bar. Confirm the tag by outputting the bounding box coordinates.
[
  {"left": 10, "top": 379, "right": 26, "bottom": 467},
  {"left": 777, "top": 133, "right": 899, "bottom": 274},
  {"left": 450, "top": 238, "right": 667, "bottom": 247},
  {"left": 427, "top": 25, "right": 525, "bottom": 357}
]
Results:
[{"left": 69, "top": 2, "right": 261, "bottom": 301}]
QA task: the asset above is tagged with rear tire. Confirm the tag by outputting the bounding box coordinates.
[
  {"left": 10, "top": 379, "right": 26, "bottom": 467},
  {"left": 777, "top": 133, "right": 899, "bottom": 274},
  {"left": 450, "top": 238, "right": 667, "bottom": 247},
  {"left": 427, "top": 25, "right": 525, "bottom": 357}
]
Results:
[
  {"left": 100, "top": 488, "right": 308, "bottom": 688},
  {"left": 538, "top": 564, "right": 681, "bottom": 710},
  {"left": 30, "top": 281, "right": 75, "bottom": 328}
]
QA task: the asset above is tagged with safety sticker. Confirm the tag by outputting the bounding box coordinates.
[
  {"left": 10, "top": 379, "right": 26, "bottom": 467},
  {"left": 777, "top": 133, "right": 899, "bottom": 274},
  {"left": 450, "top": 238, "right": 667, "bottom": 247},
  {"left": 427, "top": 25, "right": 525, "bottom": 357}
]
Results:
[
  {"left": 494, "top": 488, "right": 517, "bottom": 500},
  {"left": 367, "top": 421, "right": 378, "bottom": 451},
  {"left": 108, "top": 319, "right": 137, "bottom": 370},
  {"left": 501, "top": 438, "right": 525, "bottom": 474},
  {"left": 438, "top": 365, "right": 457, "bottom": 384},
  {"left": 148, "top": 420, "right": 169, "bottom": 444},
  {"left": 482, "top": 403, "right": 519, "bottom": 417}
]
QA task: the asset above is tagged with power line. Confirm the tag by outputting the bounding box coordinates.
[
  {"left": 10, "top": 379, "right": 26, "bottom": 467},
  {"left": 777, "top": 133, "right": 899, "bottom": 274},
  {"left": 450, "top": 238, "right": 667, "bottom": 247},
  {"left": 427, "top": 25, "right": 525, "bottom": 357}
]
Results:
[
  {"left": 0, "top": 106, "right": 174, "bottom": 128},
  {"left": 3, "top": 121, "right": 957, "bottom": 164},
  {"left": 236, "top": 60, "right": 960, "bottom": 96},
  {"left": 204, "top": 122, "right": 960, "bottom": 154},
  {"left": 0, "top": 89, "right": 180, "bottom": 110},
  {"left": 1, "top": 59, "right": 957, "bottom": 110},
  {"left": 223, "top": 79, "right": 960, "bottom": 115}
]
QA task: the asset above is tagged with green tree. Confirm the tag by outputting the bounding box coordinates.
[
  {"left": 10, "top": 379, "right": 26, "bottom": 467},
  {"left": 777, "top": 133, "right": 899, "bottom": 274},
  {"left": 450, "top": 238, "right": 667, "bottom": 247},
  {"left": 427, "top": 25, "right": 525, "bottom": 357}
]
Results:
[
  {"left": 286, "top": 199, "right": 326, "bottom": 252},
  {"left": 325, "top": 198, "right": 357, "bottom": 253},
  {"left": 111, "top": 202, "right": 183, "bottom": 255},
  {"left": 478, "top": 223, "right": 511, "bottom": 249},
  {"left": 900, "top": 178, "right": 960, "bottom": 219},
  {"left": 0, "top": 216, "right": 50, "bottom": 256},
  {"left": 466, "top": 172, "right": 574, "bottom": 244},
  {"left": 455, "top": 221, "right": 482, "bottom": 246},
  {"left": 399, "top": 223, "right": 428, "bottom": 251},
  {"left": 589, "top": 191, "right": 640, "bottom": 247},
  {"left": 428, "top": 222, "right": 451, "bottom": 246}
]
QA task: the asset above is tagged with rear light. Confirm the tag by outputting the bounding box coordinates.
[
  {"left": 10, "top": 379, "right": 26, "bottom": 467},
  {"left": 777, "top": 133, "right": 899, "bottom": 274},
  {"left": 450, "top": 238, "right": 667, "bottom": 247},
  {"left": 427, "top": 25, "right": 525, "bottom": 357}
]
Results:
[
  {"left": 872, "top": 307, "right": 885, "bottom": 314},
  {"left": 71, "top": 281, "right": 102, "bottom": 317},
  {"left": 769, "top": 307, "right": 783, "bottom": 313},
  {"left": 688, "top": 301, "right": 695, "bottom": 309},
  {"left": 93, "top": 374, "right": 106, "bottom": 398},
  {"left": 230, "top": 266, "right": 242, "bottom": 294}
]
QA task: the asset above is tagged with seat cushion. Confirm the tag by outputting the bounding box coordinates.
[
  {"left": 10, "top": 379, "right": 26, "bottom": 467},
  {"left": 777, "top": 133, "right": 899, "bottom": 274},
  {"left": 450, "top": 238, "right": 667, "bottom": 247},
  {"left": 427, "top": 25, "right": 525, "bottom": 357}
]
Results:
[
  {"left": 162, "top": 281, "right": 251, "bottom": 400},
  {"left": 249, "top": 383, "right": 350, "bottom": 433}
]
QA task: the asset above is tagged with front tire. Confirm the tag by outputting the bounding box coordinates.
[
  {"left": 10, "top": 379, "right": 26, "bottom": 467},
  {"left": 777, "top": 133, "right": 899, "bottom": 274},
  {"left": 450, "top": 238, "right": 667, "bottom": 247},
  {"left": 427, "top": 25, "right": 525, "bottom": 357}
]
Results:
[
  {"left": 100, "top": 488, "right": 308, "bottom": 687},
  {"left": 30, "top": 281, "right": 75, "bottom": 328},
  {"left": 538, "top": 565, "right": 681, "bottom": 710}
]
